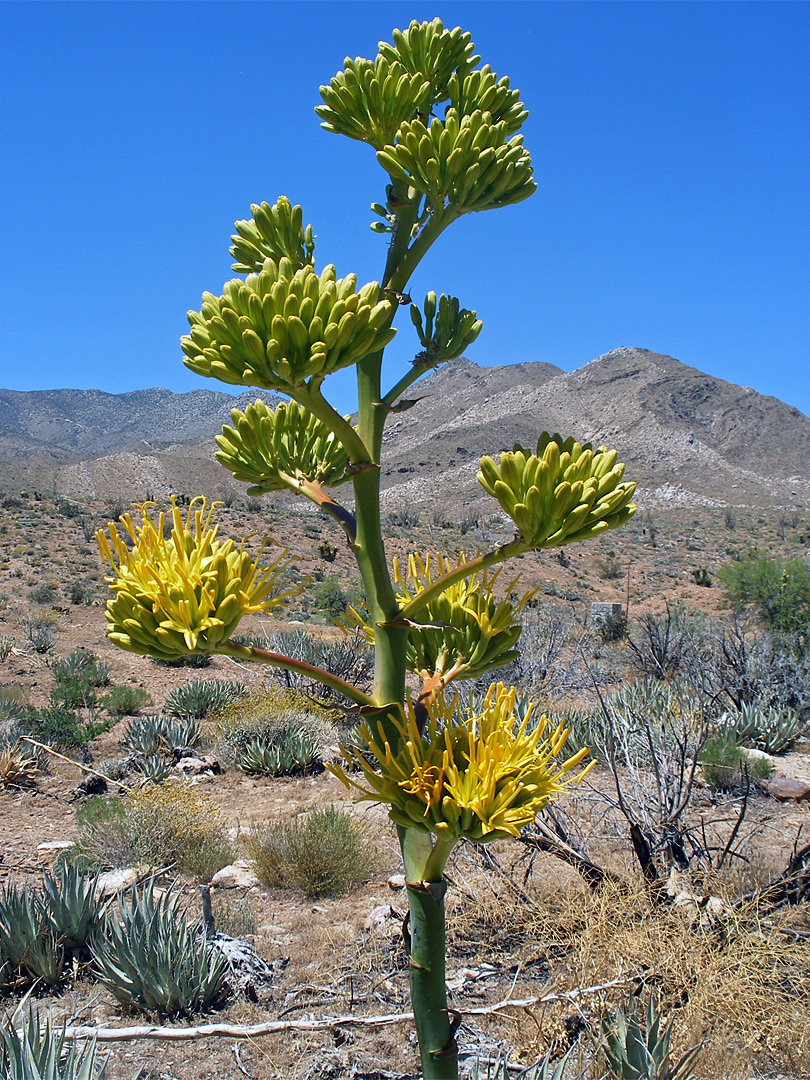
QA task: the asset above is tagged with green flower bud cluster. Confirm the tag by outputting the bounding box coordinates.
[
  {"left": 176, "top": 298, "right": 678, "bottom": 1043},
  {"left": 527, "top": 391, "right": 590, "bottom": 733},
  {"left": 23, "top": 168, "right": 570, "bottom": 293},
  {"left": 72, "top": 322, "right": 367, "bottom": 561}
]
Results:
[
  {"left": 347, "top": 553, "right": 532, "bottom": 685},
  {"left": 478, "top": 434, "right": 637, "bottom": 549},
  {"left": 377, "top": 18, "right": 479, "bottom": 102},
  {"left": 410, "top": 291, "right": 482, "bottom": 363},
  {"left": 230, "top": 195, "right": 315, "bottom": 275},
  {"left": 317, "top": 55, "right": 433, "bottom": 151},
  {"left": 447, "top": 65, "right": 528, "bottom": 135},
  {"left": 377, "top": 108, "right": 536, "bottom": 213},
  {"left": 182, "top": 259, "right": 396, "bottom": 392},
  {"left": 214, "top": 399, "right": 350, "bottom": 496},
  {"left": 399, "top": 553, "right": 532, "bottom": 684}
]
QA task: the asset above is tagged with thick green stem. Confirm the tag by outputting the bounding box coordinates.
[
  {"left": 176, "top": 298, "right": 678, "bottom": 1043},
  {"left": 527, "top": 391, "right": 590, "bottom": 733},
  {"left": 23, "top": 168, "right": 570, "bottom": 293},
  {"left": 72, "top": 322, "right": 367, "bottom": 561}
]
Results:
[{"left": 407, "top": 879, "right": 457, "bottom": 1079}]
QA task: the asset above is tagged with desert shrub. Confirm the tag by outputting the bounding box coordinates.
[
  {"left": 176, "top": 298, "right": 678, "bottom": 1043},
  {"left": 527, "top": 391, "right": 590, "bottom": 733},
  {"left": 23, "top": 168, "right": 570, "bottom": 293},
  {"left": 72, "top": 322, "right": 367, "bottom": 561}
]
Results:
[
  {"left": 311, "top": 574, "right": 361, "bottom": 618},
  {"left": 73, "top": 786, "right": 234, "bottom": 881},
  {"left": 384, "top": 507, "right": 420, "bottom": 527},
  {"left": 29, "top": 581, "right": 59, "bottom": 604},
  {"left": 0, "top": 634, "right": 16, "bottom": 660},
  {"left": 211, "top": 894, "right": 256, "bottom": 939},
  {"left": 101, "top": 684, "right": 152, "bottom": 716},
  {"left": 244, "top": 805, "right": 376, "bottom": 897},
  {"left": 92, "top": 881, "right": 228, "bottom": 1016},
  {"left": 626, "top": 603, "right": 706, "bottom": 681},
  {"left": 699, "top": 736, "right": 773, "bottom": 792},
  {"left": 718, "top": 551, "right": 810, "bottom": 637},
  {"left": 164, "top": 679, "right": 246, "bottom": 719},
  {"left": 597, "top": 552, "right": 623, "bottom": 580},
  {"left": 28, "top": 705, "right": 112, "bottom": 748},
  {"left": 213, "top": 687, "right": 335, "bottom": 768},
  {"left": 0, "top": 1010, "right": 108, "bottom": 1080},
  {"left": 66, "top": 578, "right": 96, "bottom": 605},
  {"left": 255, "top": 628, "right": 374, "bottom": 698},
  {"left": 317, "top": 538, "right": 338, "bottom": 562}
]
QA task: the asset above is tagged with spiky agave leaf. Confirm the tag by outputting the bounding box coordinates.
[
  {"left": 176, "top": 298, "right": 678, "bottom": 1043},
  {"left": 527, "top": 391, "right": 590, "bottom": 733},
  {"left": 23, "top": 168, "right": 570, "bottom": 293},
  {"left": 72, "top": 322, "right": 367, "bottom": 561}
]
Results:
[
  {"left": 42, "top": 862, "right": 104, "bottom": 957},
  {"left": 96, "top": 499, "right": 300, "bottom": 661},
  {"left": 477, "top": 433, "right": 636, "bottom": 550},
  {"left": 0, "top": 882, "right": 65, "bottom": 987},
  {"left": 0, "top": 1010, "right": 108, "bottom": 1080},
  {"left": 332, "top": 683, "right": 593, "bottom": 845}
]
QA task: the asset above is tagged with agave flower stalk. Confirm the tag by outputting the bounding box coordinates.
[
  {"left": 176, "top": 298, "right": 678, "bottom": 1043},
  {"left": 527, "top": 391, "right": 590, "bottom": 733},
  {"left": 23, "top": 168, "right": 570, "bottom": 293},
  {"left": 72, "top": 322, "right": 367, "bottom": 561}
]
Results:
[{"left": 98, "top": 19, "right": 637, "bottom": 1079}]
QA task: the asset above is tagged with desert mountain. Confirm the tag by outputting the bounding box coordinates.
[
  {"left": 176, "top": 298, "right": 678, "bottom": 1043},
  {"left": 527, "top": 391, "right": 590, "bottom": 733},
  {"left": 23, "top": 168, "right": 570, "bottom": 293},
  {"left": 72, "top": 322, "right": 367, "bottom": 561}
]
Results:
[{"left": 1, "top": 348, "right": 807, "bottom": 509}]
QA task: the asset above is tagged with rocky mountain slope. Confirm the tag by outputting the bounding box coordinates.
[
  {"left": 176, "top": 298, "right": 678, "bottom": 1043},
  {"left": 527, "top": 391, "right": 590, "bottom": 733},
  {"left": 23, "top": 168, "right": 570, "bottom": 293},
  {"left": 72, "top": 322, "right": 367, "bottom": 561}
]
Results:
[{"left": 1, "top": 348, "right": 807, "bottom": 509}]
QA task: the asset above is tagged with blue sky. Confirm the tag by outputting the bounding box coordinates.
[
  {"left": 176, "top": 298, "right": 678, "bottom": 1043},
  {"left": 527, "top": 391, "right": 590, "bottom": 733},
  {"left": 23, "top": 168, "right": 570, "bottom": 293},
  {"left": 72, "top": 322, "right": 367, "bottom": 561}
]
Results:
[{"left": 2, "top": 1, "right": 809, "bottom": 418}]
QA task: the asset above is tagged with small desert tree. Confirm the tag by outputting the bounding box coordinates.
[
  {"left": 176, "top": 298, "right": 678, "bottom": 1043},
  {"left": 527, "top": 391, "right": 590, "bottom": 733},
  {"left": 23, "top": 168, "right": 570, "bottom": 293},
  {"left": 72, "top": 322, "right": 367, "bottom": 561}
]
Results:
[{"left": 97, "top": 20, "right": 637, "bottom": 1078}]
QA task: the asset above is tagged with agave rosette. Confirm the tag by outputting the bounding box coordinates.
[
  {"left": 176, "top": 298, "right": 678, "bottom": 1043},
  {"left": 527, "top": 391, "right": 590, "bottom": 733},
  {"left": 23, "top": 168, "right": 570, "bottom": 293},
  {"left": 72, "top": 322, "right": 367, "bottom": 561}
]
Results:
[
  {"left": 478, "top": 432, "right": 637, "bottom": 549},
  {"left": 182, "top": 257, "right": 395, "bottom": 393},
  {"left": 332, "top": 683, "right": 593, "bottom": 844},
  {"left": 214, "top": 399, "right": 351, "bottom": 495},
  {"left": 96, "top": 498, "right": 299, "bottom": 660}
]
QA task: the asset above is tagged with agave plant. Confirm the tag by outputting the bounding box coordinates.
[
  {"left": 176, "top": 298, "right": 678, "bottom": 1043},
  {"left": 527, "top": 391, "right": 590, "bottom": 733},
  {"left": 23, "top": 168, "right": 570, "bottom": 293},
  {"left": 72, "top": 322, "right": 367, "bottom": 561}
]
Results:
[
  {"left": 41, "top": 863, "right": 104, "bottom": 959},
  {"left": 91, "top": 881, "right": 229, "bottom": 1016},
  {"left": 599, "top": 997, "right": 702, "bottom": 1080},
  {"left": 469, "top": 1048, "right": 575, "bottom": 1080},
  {"left": 122, "top": 715, "right": 164, "bottom": 756},
  {"left": 158, "top": 715, "right": 203, "bottom": 752},
  {"left": 164, "top": 679, "right": 247, "bottom": 720},
  {"left": 718, "top": 701, "right": 808, "bottom": 755},
  {"left": 0, "top": 883, "right": 65, "bottom": 988},
  {"left": 0, "top": 1011, "right": 107, "bottom": 1080},
  {"left": 131, "top": 754, "right": 172, "bottom": 784},
  {"left": 235, "top": 723, "right": 321, "bottom": 777},
  {"left": 0, "top": 740, "right": 41, "bottom": 789}
]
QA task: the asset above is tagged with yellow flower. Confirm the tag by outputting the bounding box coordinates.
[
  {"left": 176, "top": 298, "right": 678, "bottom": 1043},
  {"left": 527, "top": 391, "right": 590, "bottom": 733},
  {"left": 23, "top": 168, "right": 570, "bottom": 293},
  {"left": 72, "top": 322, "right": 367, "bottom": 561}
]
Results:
[
  {"left": 331, "top": 683, "right": 593, "bottom": 844},
  {"left": 347, "top": 552, "right": 535, "bottom": 686},
  {"left": 96, "top": 497, "right": 299, "bottom": 660}
]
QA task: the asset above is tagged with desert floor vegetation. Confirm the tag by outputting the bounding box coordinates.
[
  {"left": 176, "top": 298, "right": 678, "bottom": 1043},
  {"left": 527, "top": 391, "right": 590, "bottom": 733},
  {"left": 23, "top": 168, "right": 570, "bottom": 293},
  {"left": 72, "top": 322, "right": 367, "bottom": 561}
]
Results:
[{"left": 1, "top": 487, "right": 809, "bottom": 1078}]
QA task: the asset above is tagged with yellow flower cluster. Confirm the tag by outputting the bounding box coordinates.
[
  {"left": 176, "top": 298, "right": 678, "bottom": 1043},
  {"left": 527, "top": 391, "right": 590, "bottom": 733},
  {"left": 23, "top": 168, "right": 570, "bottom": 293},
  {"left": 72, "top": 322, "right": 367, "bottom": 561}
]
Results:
[
  {"left": 96, "top": 498, "right": 297, "bottom": 660},
  {"left": 332, "top": 683, "right": 593, "bottom": 843}
]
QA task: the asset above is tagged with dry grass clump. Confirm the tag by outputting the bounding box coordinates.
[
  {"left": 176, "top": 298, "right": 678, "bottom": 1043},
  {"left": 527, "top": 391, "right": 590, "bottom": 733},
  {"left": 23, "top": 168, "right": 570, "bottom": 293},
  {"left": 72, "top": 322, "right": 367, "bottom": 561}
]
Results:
[
  {"left": 243, "top": 804, "right": 378, "bottom": 898},
  {"left": 447, "top": 858, "right": 810, "bottom": 1078},
  {"left": 73, "top": 785, "right": 235, "bottom": 882}
]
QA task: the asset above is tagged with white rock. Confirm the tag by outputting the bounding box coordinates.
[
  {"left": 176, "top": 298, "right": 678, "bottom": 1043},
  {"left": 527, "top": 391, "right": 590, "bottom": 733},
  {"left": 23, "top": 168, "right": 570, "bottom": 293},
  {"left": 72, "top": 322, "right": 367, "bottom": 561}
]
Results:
[
  {"left": 211, "top": 861, "right": 261, "bottom": 889},
  {"left": 36, "top": 841, "right": 73, "bottom": 866},
  {"left": 364, "top": 903, "right": 394, "bottom": 933},
  {"left": 387, "top": 873, "right": 406, "bottom": 890},
  {"left": 95, "top": 868, "right": 139, "bottom": 896}
]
